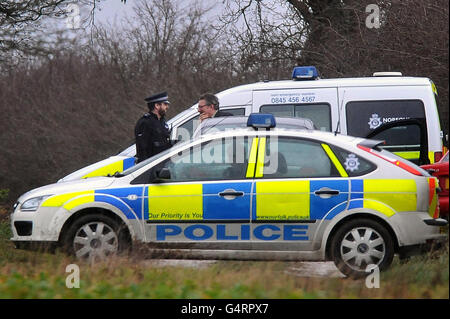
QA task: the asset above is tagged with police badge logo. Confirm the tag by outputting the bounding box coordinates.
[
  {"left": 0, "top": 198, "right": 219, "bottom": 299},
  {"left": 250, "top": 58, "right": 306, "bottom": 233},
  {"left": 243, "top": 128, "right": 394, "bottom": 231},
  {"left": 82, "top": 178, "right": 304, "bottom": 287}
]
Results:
[
  {"left": 368, "top": 113, "right": 382, "bottom": 129},
  {"left": 344, "top": 154, "right": 360, "bottom": 172}
]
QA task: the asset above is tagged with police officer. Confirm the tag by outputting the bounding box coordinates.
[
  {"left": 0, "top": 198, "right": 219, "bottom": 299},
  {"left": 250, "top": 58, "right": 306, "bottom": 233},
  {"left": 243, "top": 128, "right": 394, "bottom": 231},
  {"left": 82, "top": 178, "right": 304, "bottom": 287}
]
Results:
[{"left": 134, "top": 91, "right": 171, "bottom": 163}]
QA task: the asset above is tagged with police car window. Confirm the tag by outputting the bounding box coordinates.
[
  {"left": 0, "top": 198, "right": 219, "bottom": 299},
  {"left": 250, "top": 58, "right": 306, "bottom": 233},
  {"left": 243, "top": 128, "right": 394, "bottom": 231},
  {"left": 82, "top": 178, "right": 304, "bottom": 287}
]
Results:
[
  {"left": 259, "top": 104, "right": 331, "bottom": 131},
  {"left": 329, "top": 144, "right": 377, "bottom": 177},
  {"left": 161, "top": 137, "right": 251, "bottom": 182},
  {"left": 261, "top": 137, "right": 339, "bottom": 178}
]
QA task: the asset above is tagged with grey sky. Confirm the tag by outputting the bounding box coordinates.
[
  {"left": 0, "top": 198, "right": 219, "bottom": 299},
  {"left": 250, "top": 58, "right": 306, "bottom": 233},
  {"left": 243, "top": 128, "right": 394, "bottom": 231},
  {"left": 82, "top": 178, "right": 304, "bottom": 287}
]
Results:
[{"left": 92, "top": 0, "right": 219, "bottom": 28}]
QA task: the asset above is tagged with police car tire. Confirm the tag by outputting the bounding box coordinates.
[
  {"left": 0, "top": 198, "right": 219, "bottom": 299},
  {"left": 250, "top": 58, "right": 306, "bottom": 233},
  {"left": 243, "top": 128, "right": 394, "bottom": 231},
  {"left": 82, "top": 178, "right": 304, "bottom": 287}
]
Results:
[
  {"left": 62, "top": 214, "right": 129, "bottom": 260},
  {"left": 330, "top": 218, "right": 394, "bottom": 279}
]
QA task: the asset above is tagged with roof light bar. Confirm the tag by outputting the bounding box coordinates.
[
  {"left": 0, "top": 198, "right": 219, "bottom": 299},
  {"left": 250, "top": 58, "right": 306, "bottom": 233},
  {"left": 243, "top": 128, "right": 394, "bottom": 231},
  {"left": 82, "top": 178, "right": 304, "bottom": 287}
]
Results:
[
  {"left": 247, "top": 113, "right": 276, "bottom": 129},
  {"left": 372, "top": 72, "right": 403, "bottom": 77},
  {"left": 292, "top": 66, "right": 319, "bottom": 80}
]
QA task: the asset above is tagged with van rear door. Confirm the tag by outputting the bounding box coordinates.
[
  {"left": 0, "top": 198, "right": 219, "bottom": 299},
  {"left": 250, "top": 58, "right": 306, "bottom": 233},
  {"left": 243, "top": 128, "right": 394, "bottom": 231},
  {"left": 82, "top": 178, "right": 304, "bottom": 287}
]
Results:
[
  {"left": 339, "top": 85, "right": 438, "bottom": 164},
  {"left": 366, "top": 118, "right": 429, "bottom": 165},
  {"left": 252, "top": 88, "right": 338, "bottom": 132}
]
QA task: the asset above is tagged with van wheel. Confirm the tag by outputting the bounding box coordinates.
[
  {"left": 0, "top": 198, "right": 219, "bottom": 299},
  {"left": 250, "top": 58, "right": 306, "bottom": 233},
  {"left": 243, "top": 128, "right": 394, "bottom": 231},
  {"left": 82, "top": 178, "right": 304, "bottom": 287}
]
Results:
[
  {"left": 330, "top": 218, "right": 394, "bottom": 278},
  {"left": 62, "top": 214, "right": 129, "bottom": 261}
]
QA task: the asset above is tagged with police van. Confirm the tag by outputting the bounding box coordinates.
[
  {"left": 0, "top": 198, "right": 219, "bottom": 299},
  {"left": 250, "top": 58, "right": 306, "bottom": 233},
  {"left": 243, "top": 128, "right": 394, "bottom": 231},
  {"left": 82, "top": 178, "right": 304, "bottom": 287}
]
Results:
[{"left": 58, "top": 66, "right": 446, "bottom": 182}]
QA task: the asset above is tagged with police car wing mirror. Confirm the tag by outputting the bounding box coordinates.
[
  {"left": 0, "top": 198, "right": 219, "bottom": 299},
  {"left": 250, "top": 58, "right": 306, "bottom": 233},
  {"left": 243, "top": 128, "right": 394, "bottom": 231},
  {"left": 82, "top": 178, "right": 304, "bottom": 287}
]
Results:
[{"left": 155, "top": 167, "right": 171, "bottom": 180}]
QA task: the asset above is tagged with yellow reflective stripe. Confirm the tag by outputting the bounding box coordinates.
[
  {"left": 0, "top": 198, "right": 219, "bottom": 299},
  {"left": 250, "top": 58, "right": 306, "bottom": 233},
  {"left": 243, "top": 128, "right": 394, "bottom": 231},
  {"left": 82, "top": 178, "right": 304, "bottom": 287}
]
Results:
[
  {"left": 255, "top": 181, "right": 310, "bottom": 220},
  {"left": 64, "top": 194, "right": 95, "bottom": 211},
  {"left": 321, "top": 144, "right": 348, "bottom": 177},
  {"left": 255, "top": 137, "right": 266, "bottom": 178},
  {"left": 393, "top": 151, "right": 420, "bottom": 160},
  {"left": 428, "top": 151, "right": 435, "bottom": 164},
  {"left": 148, "top": 184, "right": 203, "bottom": 220},
  {"left": 363, "top": 200, "right": 396, "bottom": 218},
  {"left": 363, "top": 179, "right": 417, "bottom": 215},
  {"left": 431, "top": 81, "right": 438, "bottom": 95},
  {"left": 42, "top": 191, "right": 94, "bottom": 209},
  {"left": 82, "top": 160, "right": 124, "bottom": 178},
  {"left": 393, "top": 151, "right": 441, "bottom": 164},
  {"left": 246, "top": 138, "right": 259, "bottom": 178}
]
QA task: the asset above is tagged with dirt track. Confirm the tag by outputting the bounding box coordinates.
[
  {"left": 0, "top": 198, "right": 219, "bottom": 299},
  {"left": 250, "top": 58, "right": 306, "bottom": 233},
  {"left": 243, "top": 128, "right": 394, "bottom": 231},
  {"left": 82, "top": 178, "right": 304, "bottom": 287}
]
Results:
[{"left": 141, "top": 259, "right": 346, "bottom": 278}]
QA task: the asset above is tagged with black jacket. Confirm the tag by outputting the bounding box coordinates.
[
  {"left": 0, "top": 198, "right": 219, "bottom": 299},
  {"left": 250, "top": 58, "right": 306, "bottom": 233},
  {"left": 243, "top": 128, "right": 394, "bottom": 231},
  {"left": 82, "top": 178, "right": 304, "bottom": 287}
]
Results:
[{"left": 134, "top": 112, "right": 171, "bottom": 163}]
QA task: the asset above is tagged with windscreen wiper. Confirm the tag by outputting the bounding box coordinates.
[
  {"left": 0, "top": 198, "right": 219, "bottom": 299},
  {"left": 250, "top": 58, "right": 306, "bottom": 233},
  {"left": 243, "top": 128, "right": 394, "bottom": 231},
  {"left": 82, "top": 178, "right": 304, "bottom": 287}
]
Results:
[{"left": 107, "top": 171, "right": 125, "bottom": 178}]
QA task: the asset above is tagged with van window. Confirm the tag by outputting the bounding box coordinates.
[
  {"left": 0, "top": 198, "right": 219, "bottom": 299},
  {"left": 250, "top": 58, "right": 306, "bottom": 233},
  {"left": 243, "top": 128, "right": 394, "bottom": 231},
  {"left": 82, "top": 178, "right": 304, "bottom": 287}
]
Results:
[
  {"left": 223, "top": 108, "right": 245, "bottom": 116},
  {"left": 346, "top": 100, "right": 425, "bottom": 137},
  {"left": 260, "top": 104, "right": 331, "bottom": 131}
]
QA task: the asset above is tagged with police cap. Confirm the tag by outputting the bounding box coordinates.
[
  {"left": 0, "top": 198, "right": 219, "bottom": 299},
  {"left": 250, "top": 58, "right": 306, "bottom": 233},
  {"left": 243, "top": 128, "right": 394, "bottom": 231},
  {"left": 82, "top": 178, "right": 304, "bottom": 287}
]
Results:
[{"left": 145, "top": 91, "right": 170, "bottom": 104}]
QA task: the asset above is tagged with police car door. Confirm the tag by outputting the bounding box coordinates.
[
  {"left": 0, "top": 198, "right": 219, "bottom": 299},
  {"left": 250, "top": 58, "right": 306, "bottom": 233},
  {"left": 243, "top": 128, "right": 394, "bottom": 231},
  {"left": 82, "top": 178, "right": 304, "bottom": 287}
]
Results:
[
  {"left": 252, "top": 88, "right": 338, "bottom": 132},
  {"left": 143, "top": 136, "right": 254, "bottom": 250},
  {"left": 248, "top": 135, "right": 351, "bottom": 251}
]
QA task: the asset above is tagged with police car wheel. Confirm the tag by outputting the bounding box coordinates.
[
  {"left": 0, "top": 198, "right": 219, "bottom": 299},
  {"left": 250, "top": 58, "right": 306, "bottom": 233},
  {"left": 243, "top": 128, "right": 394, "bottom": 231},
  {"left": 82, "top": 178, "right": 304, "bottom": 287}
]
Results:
[
  {"left": 330, "top": 218, "right": 394, "bottom": 278},
  {"left": 63, "top": 214, "right": 128, "bottom": 261}
]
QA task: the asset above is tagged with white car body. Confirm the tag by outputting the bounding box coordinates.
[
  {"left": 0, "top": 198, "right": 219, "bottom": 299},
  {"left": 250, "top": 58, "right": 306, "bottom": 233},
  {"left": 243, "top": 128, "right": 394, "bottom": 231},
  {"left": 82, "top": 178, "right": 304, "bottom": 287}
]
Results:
[{"left": 12, "top": 122, "right": 447, "bottom": 276}]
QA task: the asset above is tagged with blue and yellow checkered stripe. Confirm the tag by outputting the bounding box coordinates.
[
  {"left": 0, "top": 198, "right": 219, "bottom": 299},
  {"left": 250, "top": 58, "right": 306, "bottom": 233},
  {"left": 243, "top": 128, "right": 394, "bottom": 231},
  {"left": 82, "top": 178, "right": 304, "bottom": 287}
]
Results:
[
  {"left": 145, "top": 182, "right": 253, "bottom": 221},
  {"left": 42, "top": 187, "right": 144, "bottom": 219},
  {"left": 41, "top": 178, "right": 418, "bottom": 222},
  {"left": 82, "top": 157, "right": 135, "bottom": 179}
]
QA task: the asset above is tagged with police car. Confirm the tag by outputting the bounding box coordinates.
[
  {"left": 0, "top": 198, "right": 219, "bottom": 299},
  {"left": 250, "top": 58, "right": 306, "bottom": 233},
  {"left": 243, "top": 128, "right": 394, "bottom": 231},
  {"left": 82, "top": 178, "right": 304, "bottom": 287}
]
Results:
[{"left": 11, "top": 114, "right": 447, "bottom": 277}]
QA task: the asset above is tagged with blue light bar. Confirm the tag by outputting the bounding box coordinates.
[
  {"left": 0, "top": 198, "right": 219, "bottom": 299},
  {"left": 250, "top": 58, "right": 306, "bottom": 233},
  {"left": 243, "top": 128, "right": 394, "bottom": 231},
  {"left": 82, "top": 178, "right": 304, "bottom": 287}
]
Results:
[
  {"left": 247, "top": 113, "right": 276, "bottom": 129},
  {"left": 292, "top": 66, "right": 319, "bottom": 80}
]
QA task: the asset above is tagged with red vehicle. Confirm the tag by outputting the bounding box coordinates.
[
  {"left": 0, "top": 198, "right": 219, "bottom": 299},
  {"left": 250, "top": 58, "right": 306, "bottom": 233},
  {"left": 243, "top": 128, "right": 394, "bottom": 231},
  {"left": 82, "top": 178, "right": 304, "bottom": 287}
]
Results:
[{"left": 422, "top": 151, "right": 449, "bottom": 219}]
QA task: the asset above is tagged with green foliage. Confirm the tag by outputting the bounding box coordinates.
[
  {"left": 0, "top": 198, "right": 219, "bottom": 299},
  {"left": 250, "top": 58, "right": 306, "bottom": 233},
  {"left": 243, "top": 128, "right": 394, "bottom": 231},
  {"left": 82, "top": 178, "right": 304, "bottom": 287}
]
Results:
[{"left": 0, "top": 189, "right": 8, "bottom": 204}]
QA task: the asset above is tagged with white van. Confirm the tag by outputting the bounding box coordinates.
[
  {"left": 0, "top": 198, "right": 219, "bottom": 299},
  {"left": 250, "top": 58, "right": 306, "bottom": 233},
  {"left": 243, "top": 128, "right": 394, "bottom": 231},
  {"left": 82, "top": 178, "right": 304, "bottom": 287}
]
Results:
[{"left": 58, "top": 66, "right": 446, "bottom": 182}]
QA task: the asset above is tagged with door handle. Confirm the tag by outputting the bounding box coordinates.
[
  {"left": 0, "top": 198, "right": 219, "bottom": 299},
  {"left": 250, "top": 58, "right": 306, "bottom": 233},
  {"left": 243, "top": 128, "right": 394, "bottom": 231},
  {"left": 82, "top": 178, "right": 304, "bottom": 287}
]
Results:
[
  {"left": 219, "top": 189, "right": 244, "bottom": 198},
  {"left": 314, "top": 187, "right": 340, "bottom": 198},
  {"left": 219, "top": 191, "right": 244, "bottom": 197}
]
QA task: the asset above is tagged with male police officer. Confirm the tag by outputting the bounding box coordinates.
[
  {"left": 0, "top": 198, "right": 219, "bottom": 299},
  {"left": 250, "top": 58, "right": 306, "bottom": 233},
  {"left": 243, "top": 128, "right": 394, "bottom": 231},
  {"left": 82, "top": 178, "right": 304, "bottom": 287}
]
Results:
[
  {"left": 197, "top": 93, "right": 232, "bottom": 122},
  {"left": 134, "top": 92, "right": 171, "bottom": 163}
]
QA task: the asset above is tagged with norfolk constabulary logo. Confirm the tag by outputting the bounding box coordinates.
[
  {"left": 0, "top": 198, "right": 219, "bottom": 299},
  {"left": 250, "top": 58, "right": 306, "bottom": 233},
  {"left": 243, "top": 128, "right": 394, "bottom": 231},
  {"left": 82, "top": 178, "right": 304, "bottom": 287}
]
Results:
[
  {"left": 344, "top": 154, "right": 360, "bottom": 172},
  {"left": 368, "top": 113, "right": 382, "bottom": 129}
]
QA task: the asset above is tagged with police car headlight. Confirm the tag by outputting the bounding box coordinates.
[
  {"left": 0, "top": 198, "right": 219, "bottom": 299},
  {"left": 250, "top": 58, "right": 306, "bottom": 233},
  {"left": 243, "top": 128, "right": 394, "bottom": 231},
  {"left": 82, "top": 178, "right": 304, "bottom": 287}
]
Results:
[{"left": 20, "top": 195, "right": 51, "bottom": 212}]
